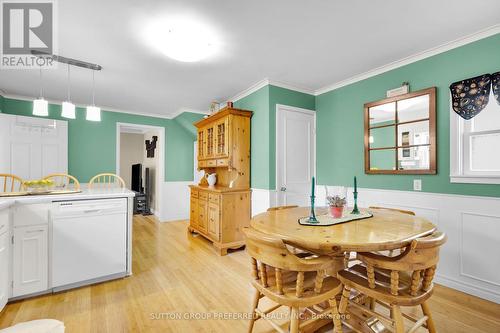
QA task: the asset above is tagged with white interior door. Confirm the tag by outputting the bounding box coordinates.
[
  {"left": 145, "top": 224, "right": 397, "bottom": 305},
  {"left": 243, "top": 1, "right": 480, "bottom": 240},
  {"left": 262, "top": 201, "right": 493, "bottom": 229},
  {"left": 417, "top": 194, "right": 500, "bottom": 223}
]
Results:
[
  {"left": 0, "top": 114, "right": 68, "bottom": 179},
  {"left": 276, "top": 105, "right": 315, "bottom": 206}
]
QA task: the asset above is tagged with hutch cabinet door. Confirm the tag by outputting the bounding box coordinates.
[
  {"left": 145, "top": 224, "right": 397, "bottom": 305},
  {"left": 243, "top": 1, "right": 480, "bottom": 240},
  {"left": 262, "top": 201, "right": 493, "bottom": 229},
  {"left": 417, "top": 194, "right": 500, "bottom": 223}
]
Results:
[
  {"left": 207, "top": 202, "right": 220, "bottom": 241},
  {"left": 215, "top": 118, "right": 229, "bottom": 158},
  {"left": 205, "top": 126, "right": 215, "bottom": 159},
  {"left": 190, "top": 198, "right": 198, "bottom": 228},
  {"left": 198, "top": 200, "right": 208, "bottom": 233},
  {"left": 197, "top": 129, "right": 205, "bottom": 160}
]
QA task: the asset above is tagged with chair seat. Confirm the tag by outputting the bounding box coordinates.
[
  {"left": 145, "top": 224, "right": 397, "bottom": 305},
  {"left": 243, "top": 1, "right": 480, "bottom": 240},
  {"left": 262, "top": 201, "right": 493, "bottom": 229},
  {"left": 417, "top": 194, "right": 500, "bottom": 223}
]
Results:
[
  {"left": 338, "top": 264, "right": 433, "bottom": 306},
  {"left": 252, "top": 269, "right": 342, "bottom": 307}
]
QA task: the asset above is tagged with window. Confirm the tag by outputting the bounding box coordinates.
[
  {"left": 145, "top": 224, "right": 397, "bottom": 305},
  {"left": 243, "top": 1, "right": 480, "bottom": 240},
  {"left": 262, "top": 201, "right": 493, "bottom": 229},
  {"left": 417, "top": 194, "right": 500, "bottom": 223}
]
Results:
[{"left": 450, "top": 90, "right": 500, "bottom": 184}]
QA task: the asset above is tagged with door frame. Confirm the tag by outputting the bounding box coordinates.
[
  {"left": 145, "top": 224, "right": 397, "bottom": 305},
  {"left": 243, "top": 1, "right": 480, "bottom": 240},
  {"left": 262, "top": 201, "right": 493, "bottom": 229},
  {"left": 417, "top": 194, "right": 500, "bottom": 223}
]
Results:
[
  {"left": 275, "top": 104, "right": 316, "bottom": 206},
  {"left": 116, "top": 122, "right": 165, "bottom": 217}
]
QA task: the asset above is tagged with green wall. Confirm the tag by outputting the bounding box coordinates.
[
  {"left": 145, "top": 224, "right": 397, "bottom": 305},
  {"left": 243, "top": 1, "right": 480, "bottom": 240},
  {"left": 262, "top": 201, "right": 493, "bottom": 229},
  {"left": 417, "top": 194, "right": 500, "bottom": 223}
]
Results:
[
  {"left": 0, "top": 95, "right": 4, "bottom": 113},
  {"left": 1, "top": 98, "right": 202, "bottom": 182},
  {"left": 316, "top": 33, "right": 500, "bottom": 197},
  {"left": 234, "top": 85, "right": 315, "bottom": 190}
]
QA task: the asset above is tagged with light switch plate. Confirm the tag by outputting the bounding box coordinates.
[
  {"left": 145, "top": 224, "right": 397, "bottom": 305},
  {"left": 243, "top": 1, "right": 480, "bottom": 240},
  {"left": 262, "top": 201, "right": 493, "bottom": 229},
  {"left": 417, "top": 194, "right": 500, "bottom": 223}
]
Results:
[{"left": 413, "top": 179, "right": 422, "bottom": 191}]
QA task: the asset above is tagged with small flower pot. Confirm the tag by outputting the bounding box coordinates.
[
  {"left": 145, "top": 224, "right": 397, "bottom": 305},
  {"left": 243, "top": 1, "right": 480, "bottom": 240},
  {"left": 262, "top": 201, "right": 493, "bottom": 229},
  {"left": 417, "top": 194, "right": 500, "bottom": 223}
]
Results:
[{"left": 329, "top": 206, "right": 344, "bottom": 219}]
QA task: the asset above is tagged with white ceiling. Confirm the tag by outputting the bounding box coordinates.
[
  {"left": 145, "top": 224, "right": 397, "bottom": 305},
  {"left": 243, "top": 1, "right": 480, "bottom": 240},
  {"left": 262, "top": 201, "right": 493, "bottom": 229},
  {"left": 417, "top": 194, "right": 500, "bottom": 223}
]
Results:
[{"left": 1, "top": 0, "right": 499, "bottom": 118}]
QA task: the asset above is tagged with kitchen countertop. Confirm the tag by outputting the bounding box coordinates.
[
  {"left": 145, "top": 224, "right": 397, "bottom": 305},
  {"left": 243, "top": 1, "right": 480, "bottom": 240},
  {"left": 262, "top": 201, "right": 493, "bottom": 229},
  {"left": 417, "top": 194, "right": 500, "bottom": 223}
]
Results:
[{"left": 0, "top": 187, "right": 135, "bottom": 207}]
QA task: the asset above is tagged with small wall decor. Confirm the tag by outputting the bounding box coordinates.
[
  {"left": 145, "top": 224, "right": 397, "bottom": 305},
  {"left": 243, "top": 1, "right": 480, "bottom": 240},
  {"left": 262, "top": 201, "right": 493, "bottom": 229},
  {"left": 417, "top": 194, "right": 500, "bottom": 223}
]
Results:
[{"left": 145, "top": 136, "right": 158, "bottom": 158}]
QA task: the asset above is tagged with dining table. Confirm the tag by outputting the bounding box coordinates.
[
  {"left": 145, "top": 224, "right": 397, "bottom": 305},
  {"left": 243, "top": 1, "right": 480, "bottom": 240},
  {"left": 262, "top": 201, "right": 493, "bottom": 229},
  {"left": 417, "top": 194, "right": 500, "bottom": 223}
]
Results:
[{"left": 249, "top": 206, "right": 437, "bottom": 332}]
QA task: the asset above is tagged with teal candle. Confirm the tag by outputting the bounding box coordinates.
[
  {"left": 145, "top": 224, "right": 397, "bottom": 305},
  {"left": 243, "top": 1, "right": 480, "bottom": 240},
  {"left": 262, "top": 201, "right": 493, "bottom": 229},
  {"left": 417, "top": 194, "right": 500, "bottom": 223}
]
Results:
[
  {"left": 354, "top": 176, "right": 357, "bottom": 192},
  {"left": 311, "top": 176, "right": 315, "bottom": 197}
]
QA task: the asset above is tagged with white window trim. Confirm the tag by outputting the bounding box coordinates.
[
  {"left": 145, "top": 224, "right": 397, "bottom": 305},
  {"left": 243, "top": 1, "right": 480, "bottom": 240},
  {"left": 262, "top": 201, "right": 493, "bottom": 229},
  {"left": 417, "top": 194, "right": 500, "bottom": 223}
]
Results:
[{"left": 450, "top": 94, "right": 500, "bottom": 184}]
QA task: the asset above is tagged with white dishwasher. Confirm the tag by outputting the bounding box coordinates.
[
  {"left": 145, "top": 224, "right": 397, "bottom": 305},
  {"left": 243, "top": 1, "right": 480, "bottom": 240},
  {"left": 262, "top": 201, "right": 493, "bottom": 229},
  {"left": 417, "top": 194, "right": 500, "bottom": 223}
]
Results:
[{"left": 51, "top": 198, "right": 127, "bottom": 290}]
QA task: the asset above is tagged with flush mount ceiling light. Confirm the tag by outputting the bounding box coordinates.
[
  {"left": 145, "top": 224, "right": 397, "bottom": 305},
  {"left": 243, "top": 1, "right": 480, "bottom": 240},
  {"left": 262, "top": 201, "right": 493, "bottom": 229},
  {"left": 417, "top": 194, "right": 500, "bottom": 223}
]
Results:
[
  {"left": 33, "top": 68, "right": 49, "bottom": 116},
  {"left": 144, "top": 17, "right": 218, "bottom": 62},
  {"left": 61, "top": 64, "right": 76, "bottom": 119}
]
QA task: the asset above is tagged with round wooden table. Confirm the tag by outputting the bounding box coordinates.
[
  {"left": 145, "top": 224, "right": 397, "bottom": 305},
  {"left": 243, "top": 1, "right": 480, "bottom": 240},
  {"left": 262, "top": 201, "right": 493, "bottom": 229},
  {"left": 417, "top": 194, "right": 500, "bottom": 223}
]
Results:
[{"left": 250, "top": 207, "right": 436, "bottom": 256}]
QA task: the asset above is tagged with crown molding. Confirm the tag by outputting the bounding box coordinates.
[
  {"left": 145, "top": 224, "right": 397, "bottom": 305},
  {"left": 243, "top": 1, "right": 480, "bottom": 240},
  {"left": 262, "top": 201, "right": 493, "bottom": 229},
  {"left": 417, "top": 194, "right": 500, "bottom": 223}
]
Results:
[
  {"left": 0, "top": 92, "right": 177, "bottom": 120},
  {"left": 227, "top": 78, "right": 270, "bottom": 103},
  {"left": 227, "top": 78, "right": 315, "bottom": 103},
  {"left": 170, "top": 107, "right": 210, "bottom": 119},
  {"left": 314, "top": 24, "right": 500, "bottom": 96}
]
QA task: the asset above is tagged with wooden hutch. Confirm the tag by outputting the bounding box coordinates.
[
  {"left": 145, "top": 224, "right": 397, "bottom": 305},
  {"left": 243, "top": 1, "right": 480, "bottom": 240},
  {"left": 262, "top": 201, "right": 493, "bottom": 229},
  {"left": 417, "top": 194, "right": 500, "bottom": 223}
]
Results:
[{"left": 188, "top": 107, "right": 252, "bottom": 255}]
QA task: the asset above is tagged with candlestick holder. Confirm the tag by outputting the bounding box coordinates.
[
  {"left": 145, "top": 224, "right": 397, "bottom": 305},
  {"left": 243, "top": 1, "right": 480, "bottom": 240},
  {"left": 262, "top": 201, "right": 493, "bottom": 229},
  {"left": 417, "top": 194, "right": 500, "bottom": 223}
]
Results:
[
  {"left": 351, "top": 190, "right": 360, "bottom": 214},
  {"left": 306, "top": 194, "right": 319, "bottom": 223}
]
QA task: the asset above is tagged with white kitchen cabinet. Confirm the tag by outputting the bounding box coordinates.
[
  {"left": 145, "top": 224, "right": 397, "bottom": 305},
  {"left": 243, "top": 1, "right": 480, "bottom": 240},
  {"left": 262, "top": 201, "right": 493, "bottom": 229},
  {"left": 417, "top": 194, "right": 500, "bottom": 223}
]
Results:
[
  {"left": 12, "top": 225, "right": 48, "bottom": 297},
  {"left": 0, "top": 209, "right": 9, "bottom": 312}
]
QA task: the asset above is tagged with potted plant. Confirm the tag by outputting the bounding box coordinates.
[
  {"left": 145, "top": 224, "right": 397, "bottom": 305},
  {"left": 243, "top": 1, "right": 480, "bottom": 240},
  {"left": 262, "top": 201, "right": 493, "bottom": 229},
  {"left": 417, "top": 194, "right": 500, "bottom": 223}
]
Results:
[{"left": 326, "top": 195, "right": 347, "bottom": 218}]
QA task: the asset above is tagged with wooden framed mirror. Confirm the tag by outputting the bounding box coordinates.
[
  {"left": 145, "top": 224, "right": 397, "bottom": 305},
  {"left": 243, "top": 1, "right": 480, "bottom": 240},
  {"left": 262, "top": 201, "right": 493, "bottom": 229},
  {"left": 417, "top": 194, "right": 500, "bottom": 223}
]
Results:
[{"left": 364, "top": 87, "right": 436, "bottom": 174}]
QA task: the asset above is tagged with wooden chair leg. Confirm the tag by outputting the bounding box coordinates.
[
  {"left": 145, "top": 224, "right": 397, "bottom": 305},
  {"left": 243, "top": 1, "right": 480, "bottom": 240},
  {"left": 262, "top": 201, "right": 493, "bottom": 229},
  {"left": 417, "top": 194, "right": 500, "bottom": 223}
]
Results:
[
  {"left": 247, "top": 289, "right": 261, "bottom": 333},
  {"left": 290, "top": 307, "right": 300, "bottom": 333},
  {"left": 329, "top": 298, "right": 343, "bottom": 333},
  {"left": 391, "top": 305, "right": 405, "bottom": 333},
  {"left": 421, "top": 301, "right": 437, "bottom": 333},
  {"left": 339, "top": 286, "right": 351, "bottom": 313}
]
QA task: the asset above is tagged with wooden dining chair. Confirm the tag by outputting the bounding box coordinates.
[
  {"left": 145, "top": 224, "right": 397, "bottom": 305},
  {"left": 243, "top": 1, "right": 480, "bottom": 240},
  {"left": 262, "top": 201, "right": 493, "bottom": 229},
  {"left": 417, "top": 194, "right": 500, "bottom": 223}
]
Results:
[
  {"left": 43, "top": 173, "right": 81, "bottom": 191},
  {"left": 266, "top": 205, "right": 313, "bottom": 258},
  {"left": 89, "top": 173, "right": 125, "bottom": 189},
  {"left": 337, "top": 232, "right": 447, "bottom": 333},
  {"left": 0, "top": 173, "right": 24, "bottom": 193},
  {"left": 244, "top": 227, "right": 343, "bottom": 333}
]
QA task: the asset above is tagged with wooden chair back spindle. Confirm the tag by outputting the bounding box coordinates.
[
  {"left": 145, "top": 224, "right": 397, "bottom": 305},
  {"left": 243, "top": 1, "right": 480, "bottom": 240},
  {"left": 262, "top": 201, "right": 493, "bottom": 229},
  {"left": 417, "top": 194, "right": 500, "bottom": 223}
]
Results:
[
  {"left": 0, "top": 173, "right": 24, "bottom": 193},
  {"left": 89, "top": 173, "right": 125, "bottom": 189},
  {"left": 43, "top": 173, "right": 81, "bottom": 191}
]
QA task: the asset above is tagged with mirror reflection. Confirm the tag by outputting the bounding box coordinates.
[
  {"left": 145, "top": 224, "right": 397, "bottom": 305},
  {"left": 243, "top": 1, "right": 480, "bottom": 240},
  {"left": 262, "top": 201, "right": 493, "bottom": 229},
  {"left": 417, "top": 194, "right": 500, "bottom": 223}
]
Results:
[{"left": 365, "top": 88, "right": 436, "bottom": 174}]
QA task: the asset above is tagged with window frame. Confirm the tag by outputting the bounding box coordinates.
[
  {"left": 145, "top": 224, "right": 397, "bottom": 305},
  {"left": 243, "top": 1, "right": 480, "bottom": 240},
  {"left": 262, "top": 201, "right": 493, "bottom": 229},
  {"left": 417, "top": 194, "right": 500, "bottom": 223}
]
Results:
[{"left": 450, "top": 94, "right": 500, "bottom": 184}]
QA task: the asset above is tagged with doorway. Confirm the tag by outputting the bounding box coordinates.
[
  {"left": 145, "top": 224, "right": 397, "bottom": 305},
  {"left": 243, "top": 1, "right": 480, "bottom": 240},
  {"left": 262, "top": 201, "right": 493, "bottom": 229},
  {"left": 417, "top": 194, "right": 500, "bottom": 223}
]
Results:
[
  {"left": 116, "top": 123, "right": 165, "bottom": 217},
  {"left": 276, "top": 104, "right": 316, "bottom": 206}
]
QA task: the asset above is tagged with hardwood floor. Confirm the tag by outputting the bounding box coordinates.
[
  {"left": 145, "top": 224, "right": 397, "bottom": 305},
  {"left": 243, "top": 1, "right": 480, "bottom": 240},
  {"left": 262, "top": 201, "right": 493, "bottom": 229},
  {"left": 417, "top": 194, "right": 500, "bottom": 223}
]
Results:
[{"left": 1, "top": 215, "right": 499, "bottom": 332}]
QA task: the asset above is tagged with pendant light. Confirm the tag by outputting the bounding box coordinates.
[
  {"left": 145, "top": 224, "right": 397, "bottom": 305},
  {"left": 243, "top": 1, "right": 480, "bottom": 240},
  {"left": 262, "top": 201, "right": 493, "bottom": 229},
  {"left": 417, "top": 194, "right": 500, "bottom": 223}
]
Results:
[
  {"left": 86, "top": 70, "right": 101, "bottom": 121},
  {"left": 61, "top": 64, "right": 76, "bottom": 119},
  {"left": 33, "top": 67, "right": 48, "bottom": 116}
]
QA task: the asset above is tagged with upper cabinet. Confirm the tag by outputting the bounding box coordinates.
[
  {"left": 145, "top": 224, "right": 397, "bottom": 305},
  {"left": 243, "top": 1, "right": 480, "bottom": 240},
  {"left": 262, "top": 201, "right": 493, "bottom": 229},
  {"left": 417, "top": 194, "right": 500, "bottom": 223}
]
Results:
[
  {"left": 194, "top": 107, "right": 252, "bottom": 188},
  {"left": 364, "top": 87, "right": 436, "bottom": 174}
]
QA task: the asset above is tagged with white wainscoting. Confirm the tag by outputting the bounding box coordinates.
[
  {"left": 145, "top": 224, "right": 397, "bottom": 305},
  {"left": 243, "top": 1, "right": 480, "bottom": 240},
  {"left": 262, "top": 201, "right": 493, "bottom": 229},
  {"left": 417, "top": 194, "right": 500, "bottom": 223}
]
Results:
[{"left": 159, "top": 181, "right": 194, "bottom": 222}]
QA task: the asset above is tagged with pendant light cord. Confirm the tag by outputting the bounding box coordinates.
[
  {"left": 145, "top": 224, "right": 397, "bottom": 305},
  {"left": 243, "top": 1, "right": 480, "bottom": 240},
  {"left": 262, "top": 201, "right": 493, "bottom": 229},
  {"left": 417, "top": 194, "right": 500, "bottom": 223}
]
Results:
[
  {"left": 92, "top": 70, "right": 95, "bottom": 106},
  {"left": 67, "top": 64, "right": 71, "bottom": 101},
  {"left": 39, "top": 67, "right": 43, "bottom": 98}
]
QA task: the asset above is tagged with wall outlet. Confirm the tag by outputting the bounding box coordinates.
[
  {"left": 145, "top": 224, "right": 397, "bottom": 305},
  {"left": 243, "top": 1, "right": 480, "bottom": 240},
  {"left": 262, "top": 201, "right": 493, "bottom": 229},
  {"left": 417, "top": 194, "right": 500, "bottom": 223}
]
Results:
[{"left": 413, "top": 179, "right": 422, "bottom": 191}]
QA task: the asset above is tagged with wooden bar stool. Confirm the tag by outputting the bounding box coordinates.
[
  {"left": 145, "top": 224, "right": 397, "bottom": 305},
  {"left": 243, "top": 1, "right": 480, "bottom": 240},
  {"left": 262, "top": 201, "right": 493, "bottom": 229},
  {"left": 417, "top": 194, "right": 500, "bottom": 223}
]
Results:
[
  {"left": 43, "top": 173, "right": 81, "bottom": 191},
  {"left": 89, "top": 173, "right": 125, "bottom": 189},
  {"left": 244, "top": 227, "right": 343, "bottom": 333},
  {"left": 0, "top": 173, "right": 24, "bottom": 193},
  {"left": 337, "top": 232, "right": 447, "bottom": 333}
]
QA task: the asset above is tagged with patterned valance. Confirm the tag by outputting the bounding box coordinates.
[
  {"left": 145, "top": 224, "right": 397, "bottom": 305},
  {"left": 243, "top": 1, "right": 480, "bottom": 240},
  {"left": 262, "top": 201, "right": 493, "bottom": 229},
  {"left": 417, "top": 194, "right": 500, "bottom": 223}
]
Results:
[
  {"left": 493, "top": 71, "right": 500, "bottom": 106},
  {"left": 450, "top": 74, "right": 491, "bottom": 120}
]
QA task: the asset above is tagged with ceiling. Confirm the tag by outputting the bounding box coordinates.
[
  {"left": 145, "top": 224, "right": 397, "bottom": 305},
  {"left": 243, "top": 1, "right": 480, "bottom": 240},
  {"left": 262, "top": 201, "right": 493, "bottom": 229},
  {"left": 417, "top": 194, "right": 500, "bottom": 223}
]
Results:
[{"left": 1, "top": 0, "right": 499, "bottom": 118}]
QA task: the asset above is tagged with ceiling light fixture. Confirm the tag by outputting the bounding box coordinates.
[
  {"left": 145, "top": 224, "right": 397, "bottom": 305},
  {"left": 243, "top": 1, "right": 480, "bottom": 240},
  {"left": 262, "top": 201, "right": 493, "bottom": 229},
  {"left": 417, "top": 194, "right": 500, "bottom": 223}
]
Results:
[
  {"left": 86, "top": 70, "right": 101, "bottom": 121},
  {"left": 33, "top": 67, "right": 49, "bottom": 116},
  {"left": 61, "top": 64, "right": 76, "bottom": 119},
  {"left": 144, "top": 17, "right": 218, "bottom": 62}
]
